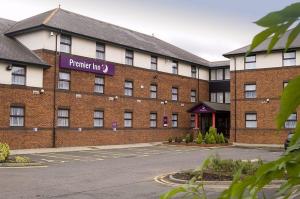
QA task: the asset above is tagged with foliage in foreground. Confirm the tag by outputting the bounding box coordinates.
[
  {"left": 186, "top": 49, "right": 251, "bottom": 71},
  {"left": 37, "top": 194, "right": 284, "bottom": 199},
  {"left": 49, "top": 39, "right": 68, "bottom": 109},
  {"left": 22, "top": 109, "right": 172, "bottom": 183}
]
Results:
[
  {"left": 0, "top": 143, "right": 10, "bottom": 162},
  {"left": 161, "top": 2, "right": 300, "bottom": 199}
]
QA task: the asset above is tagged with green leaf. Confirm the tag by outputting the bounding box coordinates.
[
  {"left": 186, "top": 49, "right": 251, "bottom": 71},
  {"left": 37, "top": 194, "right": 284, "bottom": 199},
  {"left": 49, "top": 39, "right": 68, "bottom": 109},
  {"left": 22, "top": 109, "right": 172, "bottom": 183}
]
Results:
[
  {"left": 277, "top": 76, "right": 300, "bottom": 129},
  {"left": 247, "top": 27, "right": 276, "bottom": 55},
  {"left": 286, "top": 23, "right": 300, "bottom": 50},
  {"left": 160, "top": 186, "right": 187, "bottom": 199},
  {"left": 267, "top": 22, "right": 293, "bottom": 53}
]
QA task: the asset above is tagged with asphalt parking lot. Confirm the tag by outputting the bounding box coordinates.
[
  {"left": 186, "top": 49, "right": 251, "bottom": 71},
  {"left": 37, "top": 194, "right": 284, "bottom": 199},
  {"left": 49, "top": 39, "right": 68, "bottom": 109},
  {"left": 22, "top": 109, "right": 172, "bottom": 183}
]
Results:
[{"left": 1, "top": 145, "right": 283, "bottom": 199}]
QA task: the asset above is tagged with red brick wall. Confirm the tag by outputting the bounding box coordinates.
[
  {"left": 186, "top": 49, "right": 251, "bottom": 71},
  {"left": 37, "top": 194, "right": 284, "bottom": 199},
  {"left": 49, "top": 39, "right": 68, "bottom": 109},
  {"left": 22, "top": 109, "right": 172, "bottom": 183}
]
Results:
[
  {"left": 230, "top": 66, "right": 300, "bottom": 144},
  {"left": 0, "top": 49, "right": 209, "bottom": 149}
]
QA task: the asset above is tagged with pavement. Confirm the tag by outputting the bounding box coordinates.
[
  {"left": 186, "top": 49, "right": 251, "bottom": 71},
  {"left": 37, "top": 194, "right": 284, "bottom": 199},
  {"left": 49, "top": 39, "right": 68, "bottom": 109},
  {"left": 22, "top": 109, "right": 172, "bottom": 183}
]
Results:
[{"left": 1, "top": 145, "right": 283, "bottom": 199}]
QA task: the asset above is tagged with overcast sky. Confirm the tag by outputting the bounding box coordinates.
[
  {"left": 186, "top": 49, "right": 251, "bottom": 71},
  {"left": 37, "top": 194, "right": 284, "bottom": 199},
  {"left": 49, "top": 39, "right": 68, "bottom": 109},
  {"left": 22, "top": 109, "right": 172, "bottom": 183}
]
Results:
[{"left": 0, "top": 0, "right": 298, "bottom": 61}]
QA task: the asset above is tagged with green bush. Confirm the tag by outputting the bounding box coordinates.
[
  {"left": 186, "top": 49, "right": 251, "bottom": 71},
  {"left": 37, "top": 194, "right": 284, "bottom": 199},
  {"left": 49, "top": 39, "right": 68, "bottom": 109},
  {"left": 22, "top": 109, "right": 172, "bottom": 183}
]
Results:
[
  {"left": 0, "top": 143, "right": 10, "bottom": 163},
  {"left": 168, "top": 137, "right": 173, "bottom": 143},
  {"left": 209, "top": 127, "right": 217, "bottom": 139},
  {"left": 205, "top": 130, "right": 217, "bottom": 144},
  {"left": 219, "top": 133, "right": 225, "bottom": 144},
  {"left": 204, "top": 132, "right": 209, "bottom": 143},
  {"left": 15, "top": 156, "right": 31, "bottom": 163},
  {"left": 196, "top": 132, "right": 203, "bottom": 144},
  {"left": 185, "top": 134, "right": 191, "bottom": 143},
  {"left": 189, "top": 133, "right": 194, "bottom": 142}
]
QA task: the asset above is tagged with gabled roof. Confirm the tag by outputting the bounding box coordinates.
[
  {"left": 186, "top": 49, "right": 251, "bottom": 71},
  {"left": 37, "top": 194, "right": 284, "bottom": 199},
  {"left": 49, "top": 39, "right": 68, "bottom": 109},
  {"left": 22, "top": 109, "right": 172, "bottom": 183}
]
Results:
[
  {"left": 0, "top": 18, "right": 49, "bottom": 67},
  {"left": 6, "top": 8, "right": 210, "bottom": 66},
  {"left": 188, "top": 101, "right": 230, "bottom": 113},
  {"left": 224, "top": 29, "right": 300, "bottom": 57},
  {"left": 209, "top": 60, "right": 230, "bottom": 68}
]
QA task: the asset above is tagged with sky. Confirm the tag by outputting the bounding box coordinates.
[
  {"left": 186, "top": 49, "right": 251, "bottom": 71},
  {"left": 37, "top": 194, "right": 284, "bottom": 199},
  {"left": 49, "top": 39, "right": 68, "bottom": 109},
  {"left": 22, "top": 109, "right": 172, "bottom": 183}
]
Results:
[{"left": 0, "top": 0, "right": 298, "bottom": 61}]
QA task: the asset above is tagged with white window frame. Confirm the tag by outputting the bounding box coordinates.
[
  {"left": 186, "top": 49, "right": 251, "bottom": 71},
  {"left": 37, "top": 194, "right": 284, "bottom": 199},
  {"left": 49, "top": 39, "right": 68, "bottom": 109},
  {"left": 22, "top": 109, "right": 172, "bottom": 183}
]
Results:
[
  {"left": 245, "top": 55, "right": 256, "bottom": 69},
  {"left": 245, "top": 113, "right": 257, "bottom": 128}
]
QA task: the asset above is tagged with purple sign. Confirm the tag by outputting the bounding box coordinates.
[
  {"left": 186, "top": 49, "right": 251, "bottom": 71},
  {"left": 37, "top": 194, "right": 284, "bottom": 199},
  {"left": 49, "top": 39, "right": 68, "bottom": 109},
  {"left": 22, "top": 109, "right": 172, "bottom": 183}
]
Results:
[
  {"left": 59, "top": 53, "right": 115, "bottom": 75},
  {"left": 194, "top": 104, "right": 213, "bottom": 113}
]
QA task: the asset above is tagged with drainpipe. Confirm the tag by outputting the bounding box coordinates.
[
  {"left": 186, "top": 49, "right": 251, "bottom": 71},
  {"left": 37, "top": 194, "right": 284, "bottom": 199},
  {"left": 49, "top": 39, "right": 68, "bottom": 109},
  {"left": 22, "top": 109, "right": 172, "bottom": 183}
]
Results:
[
  {"left": 197, "top": 66, "right": 200, "bottom": 103},
  {"left": 234, "top": 56, "right": 237, "bottom": 142},
  {"left": 52, "top": 33, "right": 58, "bottom": 148}
]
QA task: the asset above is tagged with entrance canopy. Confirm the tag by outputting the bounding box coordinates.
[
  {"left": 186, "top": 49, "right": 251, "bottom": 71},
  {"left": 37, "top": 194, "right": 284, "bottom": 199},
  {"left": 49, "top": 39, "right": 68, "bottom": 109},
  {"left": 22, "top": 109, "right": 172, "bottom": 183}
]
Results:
[{"left": 188, "top": 101, "right": 230, "bottom": 113}]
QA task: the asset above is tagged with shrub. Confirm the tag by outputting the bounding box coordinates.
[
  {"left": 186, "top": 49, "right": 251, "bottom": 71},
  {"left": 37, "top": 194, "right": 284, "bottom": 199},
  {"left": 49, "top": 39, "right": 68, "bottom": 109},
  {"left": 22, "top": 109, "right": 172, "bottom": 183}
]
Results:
[
  {"left": 204, "top": 132, "right": 209, "bottom": 143},
  {"left": 189, "top": 133, "right": 194, "bottom": 142},
  {"left": 209, "top": 127, "right": 218, "bottom": 140},
  {"left": 168, "top": 137, "right": 173, "bottom": 143},
  {"left": 219, "top": 133, "right": 225, "bottom": 144},
  {"left": 185, "top": 134, "right": 190, "bottom": 143},
  {"left": 196, "top": 132, "right": 203, "bottom": 144},
  {"left": 0, "top": 143, "right": 10, "bottom": 163},
  {"left": 209, "top": 133, "right": 216, "bottom": 144},
  {"left": 15, "top": 156, "right": 31, "bottom": 163}
]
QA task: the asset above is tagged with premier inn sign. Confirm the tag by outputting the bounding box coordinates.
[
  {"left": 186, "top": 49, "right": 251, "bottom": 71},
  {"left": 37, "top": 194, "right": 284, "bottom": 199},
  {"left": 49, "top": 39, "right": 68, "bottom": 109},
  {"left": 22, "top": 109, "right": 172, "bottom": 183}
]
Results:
[{"left": 59, "top": 53, "right": 115, "bottom": 75}]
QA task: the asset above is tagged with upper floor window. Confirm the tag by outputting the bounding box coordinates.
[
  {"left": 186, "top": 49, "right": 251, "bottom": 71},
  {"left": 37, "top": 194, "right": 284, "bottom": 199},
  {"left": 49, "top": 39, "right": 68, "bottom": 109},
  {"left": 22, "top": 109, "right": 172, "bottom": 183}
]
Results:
[
  {"left": 216, "top": 92, "right": 224, "bottom": 103},
  {"left": 283, "top": 51, "right": 296, "bottom": 66},
  {"left": 245, "top": 113, "right": 257, "bottom": 128},
  {"left": 58, "top": 71, "right": 70, "bottom": 90},
  {"left": 150, "top": 112, "right": 157, "bottom": 128},
  {"left": 245, "top": 55, "right": 256, "bottom": 69},
  {"left": 124, "top": 112, "right": 133, "bottom": 128},
  {"left": 125, "top": 50, "right": 134, "bottom": 66},
  {"left": 124, "top": 80, "right": 133, "bottom": 96},
  {"left": 10, "top": 106, "right": 24, "bottom": 127},
  {"left": 96, "top": 43, "right": 105, "bottom": 60},
  {"left": 210, "top": 92, "right": 216, "bottom": 103},
  {"left": 245, "top": 84, "right": 256, "bottom": 99},
  {"left": 285, "top": 113, "right": 297, "bottom": 129},
  {"left": 225, "top": 92, "right": 230, "bottom": 104},
  {"left": 172, "top": 87, "right": 178, "bottom": 101},
  {"left": 12, "top": 66, "right": 26, "bottom": 85},
  {"left": 191, "top": 66, "right": 197, "bottom": 78},
  {"left": 150, "top": 84, "right": 157, "bottom": 99},
  {"left": 60, "top": 34, "right": 71, "bottom": 53},
  {"left": 94, "top": 76, "right": 104, "bottom": 94},
  {"left": 217, "top": 69, "right": 223, "bottom": 80},
  {"left": 57, "top": 109, "right": 69, "bottom": 127},
  {"left": 94, "top": 110, "right": 104, "bottom": 128},
  {"left": 151, "top": 56, "right": 157, "bottom": 70},
  {"left": 210, "top": 70, "right": 216, "bottom": 80},
  {"left": 225, "top": 68, "right": 230, "bottom": 80},
  {"left": 172, "top": 61, "right": 178, "bottom": 74},
  {"left": 191, "top": 90, "right": 196, "bottom": 102}
]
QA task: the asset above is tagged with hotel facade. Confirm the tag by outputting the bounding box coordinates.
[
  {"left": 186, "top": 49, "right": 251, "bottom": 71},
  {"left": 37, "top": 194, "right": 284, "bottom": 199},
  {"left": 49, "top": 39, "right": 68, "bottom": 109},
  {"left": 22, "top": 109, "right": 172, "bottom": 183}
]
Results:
[{"left": 0, "top": 8, "right": 297, "bottom": 149}]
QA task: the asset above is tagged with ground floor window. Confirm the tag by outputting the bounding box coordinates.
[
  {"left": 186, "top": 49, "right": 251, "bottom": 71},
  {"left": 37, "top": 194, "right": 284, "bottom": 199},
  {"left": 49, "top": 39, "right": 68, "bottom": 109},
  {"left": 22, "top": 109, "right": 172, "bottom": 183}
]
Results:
[
  {"left": 285, "top": 113, "right": 297, "bottom": 129},
  {"left": 172, "top": 113, "right": 178, "bottom": 128},
  {"left": 245, "top": 113, "right": 257, "bottom": 128},
  {"left": 191, "top": 114, "right": 195, "bottom": 128},
  {"left": 124, "top": 112, "right": 133, "bottom": 128},
  {"left": 94, "top": 110, "right": 104, "bottom": 127},
  {"left": 57, "top": 109, "right": 69, "bottom": 127},
  {"left": 10, "top": 106, "right": 24, "bottom": 127},
  {"left": 150, "top": 112, "right": 157, "bottom": 128}
]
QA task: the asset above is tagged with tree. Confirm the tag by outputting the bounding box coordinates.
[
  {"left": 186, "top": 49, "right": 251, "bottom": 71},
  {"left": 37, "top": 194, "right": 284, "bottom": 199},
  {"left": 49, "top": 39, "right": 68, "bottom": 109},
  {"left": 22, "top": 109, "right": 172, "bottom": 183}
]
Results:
[{"left": 161, "top": 3, "right": 300, "bottom": 199}]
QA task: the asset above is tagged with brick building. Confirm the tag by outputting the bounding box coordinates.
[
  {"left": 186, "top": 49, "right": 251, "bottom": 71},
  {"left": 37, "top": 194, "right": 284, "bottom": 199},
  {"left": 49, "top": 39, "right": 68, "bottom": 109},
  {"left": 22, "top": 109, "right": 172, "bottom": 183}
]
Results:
[
  {"left": 225, "top": 31, "right": 300, "bottom": 144},
  {"left": 0, "top": 8, "right": 230, "bottom": 149}
]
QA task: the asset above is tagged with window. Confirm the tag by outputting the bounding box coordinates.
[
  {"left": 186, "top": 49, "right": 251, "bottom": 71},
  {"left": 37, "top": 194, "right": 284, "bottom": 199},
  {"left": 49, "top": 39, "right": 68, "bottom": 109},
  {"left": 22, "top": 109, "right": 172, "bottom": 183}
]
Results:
[
  {"left": 94, "top": 110, "right": 104, "bottom": 128},
  {"left": 172, "top": 61, "right": 178, "bottom": 74},
  {"left": 94, "top": 76, "right": 104, "bottom": 94},
  {"left": 217, "top": 69, "right": 223, "bottom": 80},
  {"left": 125, "top": 50, "right": 133, "bottom": 66},
  {"left": 245, "top": 55, "right": 256, "bottom": 69},
  {"left": 210, "top": 70, "right": 216, "bottom": 80},
  {"left": 191, "top": 66, "right": 197, "bottom": 78},
  {"left": 172, "top": 87, "right": 178, "bottom": 101},
  {"left": 191, "top": 114, "right": 195, "bottom": 128},
  {"left": 225, "top": 68, "right": 230, "bottom": 80},
  {"left": 225, "top": 92, "right": 230, "bottom": 104},
  {"left": 245, "top": 113, "right": 257, "bottom": 128},
  {"left": 124, "top": 112, "right": 133, "bottom": 128},
  {"left": 151, "top": 56, "right": 157, "bottom": 70},
  {"left": 60, "top": 34, "right": 71, "bottom": 53},
  {"left": 285, "top": 113, "right": 297, "bottom": 129},
  {"left": 283, "top": 81, "right": 289, "bottom": 88},
  {"left": 58, "top": 71, "right": 70, "bottom": 90},
  {"left": 57, "top": 109, "right": 69, "bottom": 127},
  {"left": 191, "top": 90, "right": 196, "bottom": 102},
  {"left": 124, "top": 80, "right": 133, "bottom": 96},
  {"left": 172, "top": 113, "right": 178, "bottom": 128},
  {"left": 245, "top": 84, "right": 256, "bottom": 99},
  {"left": 11, "top": 66, "right": 26, "bottom": 85},
  {"left": 217, "top": 92, "right": 224, "bottom": 103},
  {"left": 150, "top": 84, "right": 157, "bottom": 99},
  {"left": 283, "top": 51, "right": 296, "bottom": 66},
  {"left": 150, "top": 112, "right": 157, "bottom": 128},
  {"left": 210, "top": 92, "right": 216, "bottom": 103},
  {"left": 10, "top": 106, "right": 24, "bottom": 127},
  {"left": 96, "top": 43, "right": 105, "bottom": 60}
]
